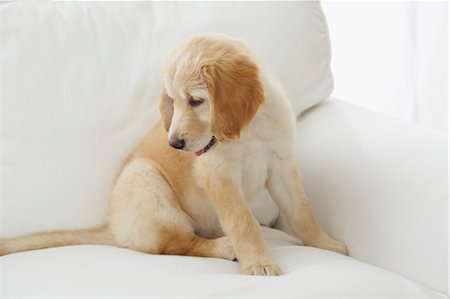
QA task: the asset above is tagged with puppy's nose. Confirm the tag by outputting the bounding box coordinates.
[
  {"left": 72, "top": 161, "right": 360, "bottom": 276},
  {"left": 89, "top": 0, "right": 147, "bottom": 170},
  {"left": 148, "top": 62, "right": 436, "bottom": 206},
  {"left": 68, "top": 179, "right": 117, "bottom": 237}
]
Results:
[{"left": 169, "top": 137, "right": 185, "bottom": 150}]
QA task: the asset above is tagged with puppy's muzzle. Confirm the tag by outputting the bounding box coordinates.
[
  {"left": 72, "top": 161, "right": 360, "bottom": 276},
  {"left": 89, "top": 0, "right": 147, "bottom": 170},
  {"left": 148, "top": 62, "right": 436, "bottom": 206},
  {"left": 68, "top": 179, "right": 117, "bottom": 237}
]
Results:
[{"left": 169, "top": 137, "right": 185, "bottom": 150}]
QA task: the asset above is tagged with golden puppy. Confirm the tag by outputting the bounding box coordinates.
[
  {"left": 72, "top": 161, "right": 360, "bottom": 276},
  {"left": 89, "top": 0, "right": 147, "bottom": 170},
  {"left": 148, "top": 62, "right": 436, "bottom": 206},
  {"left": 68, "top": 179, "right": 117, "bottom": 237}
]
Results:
[{"left": 0, "top": 34, "right": 347, "bottom": 275}]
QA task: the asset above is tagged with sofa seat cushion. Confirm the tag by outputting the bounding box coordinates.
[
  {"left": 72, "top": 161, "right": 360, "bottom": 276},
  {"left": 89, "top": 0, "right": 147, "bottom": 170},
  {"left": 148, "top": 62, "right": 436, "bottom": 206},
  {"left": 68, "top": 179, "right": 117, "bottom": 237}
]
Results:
[{"left": 2, "top": 227, "right": 444, "bottom": 298}]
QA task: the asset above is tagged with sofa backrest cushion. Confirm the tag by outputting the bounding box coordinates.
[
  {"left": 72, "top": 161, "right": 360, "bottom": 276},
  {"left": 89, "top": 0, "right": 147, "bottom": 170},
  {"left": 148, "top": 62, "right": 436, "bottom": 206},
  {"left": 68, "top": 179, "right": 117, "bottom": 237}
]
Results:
[{"left": 2, "top": 1, "right": 333, "bottom": 236}]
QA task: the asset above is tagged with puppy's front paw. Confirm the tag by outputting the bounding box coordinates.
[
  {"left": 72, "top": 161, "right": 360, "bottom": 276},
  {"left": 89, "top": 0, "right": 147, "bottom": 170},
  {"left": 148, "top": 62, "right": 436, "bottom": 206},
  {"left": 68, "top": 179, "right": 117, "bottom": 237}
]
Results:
[
  {"left": 241, "top": 259, "right": 282, "bottom": 276},
  {"left": 327, "top": 239, "right": 348, "bottom": 256},
  {"left": 308, "top": 233, "right": 348, "bottom": 256}
]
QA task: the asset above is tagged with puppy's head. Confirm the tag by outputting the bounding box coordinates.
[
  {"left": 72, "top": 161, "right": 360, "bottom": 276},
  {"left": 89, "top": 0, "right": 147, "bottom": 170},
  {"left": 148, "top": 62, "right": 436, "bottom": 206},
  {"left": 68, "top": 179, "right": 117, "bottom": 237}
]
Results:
[{"left": 160, "top": 34, "right": 264, "bottom": 156}]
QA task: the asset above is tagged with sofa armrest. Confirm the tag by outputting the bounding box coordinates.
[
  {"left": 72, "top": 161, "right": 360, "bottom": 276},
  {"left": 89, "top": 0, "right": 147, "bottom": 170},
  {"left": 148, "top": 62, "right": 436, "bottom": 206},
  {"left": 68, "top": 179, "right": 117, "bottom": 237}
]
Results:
[{"left": 277, "top": 99, "right": 448, "bottom": 294}]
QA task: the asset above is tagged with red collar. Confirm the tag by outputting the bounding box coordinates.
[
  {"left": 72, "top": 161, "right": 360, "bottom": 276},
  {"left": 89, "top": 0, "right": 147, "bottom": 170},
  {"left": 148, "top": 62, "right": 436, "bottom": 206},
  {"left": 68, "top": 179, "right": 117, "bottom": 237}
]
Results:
[{"left": 195, "top": 137, "right": 216, "bottom": 157}]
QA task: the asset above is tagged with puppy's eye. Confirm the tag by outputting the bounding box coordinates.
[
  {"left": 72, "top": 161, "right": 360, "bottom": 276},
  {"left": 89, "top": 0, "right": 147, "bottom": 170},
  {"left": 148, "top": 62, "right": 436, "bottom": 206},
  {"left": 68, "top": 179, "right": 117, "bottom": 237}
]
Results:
[{"left": 189, "top": 98, "right": 205, "bottom": 107}]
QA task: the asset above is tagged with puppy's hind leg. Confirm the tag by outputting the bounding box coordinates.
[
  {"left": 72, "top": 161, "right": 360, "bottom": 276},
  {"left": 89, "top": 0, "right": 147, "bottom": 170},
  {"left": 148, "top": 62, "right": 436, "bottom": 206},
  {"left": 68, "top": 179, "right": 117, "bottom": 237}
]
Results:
[{"left": 108, "top": 158, "right": 234, "bottom": 260}]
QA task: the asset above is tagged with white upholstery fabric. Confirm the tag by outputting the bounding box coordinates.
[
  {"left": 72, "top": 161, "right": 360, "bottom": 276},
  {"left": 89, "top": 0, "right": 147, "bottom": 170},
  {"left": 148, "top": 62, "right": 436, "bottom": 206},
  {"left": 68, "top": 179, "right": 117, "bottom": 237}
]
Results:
[
  {"left": 2, "top": 100, "right": 447, "bottom": 297},
  {"left": 2, "top": 1, "right": 447, "bottom": 297},
  {"left": 285, "top": 99, "right": 447, "bottom": 294},
  {"left": 2, "top": 227, "right": 445, "bottom": 298},
  {"left": 2, "top": 0, "right": 332, "bottom": 237}
]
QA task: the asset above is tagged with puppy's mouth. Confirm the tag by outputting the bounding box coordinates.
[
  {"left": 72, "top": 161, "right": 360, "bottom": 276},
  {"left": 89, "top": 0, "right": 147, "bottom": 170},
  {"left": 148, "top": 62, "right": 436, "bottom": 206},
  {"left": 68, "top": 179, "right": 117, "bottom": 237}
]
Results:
[{"left": 195, "top": 137, "right": 216, "bottom": 157}]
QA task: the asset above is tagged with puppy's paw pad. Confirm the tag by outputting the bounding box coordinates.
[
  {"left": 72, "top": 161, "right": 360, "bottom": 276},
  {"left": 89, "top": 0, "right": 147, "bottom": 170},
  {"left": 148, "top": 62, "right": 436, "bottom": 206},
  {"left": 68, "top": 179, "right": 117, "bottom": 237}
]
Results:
[{"left": 241, "top": 262, "right": 282, "bottom": 276}]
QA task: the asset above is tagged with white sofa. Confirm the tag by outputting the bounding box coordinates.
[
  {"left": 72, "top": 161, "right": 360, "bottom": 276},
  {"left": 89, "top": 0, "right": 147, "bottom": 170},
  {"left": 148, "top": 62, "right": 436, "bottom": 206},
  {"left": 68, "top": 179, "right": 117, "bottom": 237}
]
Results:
[{"left": 1, "top": 1, "right": 448, "bottom": 298}]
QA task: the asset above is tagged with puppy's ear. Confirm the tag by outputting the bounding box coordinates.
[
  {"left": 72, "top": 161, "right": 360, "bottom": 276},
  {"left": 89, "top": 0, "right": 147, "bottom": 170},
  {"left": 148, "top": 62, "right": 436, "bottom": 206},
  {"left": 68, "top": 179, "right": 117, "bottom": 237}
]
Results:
[
  {"left": 159, "top": 91, "right": 173, "bottom": 132},
  {"left": 201, "top": 54, "right": 264, "bottom": 141}
]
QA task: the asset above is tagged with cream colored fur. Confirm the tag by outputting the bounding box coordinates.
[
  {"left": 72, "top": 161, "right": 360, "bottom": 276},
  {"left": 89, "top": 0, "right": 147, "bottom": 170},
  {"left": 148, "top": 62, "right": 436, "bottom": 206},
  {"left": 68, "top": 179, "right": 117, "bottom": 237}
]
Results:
[{"left": 0, "top": 34, "right": 347, "bottom": 275}]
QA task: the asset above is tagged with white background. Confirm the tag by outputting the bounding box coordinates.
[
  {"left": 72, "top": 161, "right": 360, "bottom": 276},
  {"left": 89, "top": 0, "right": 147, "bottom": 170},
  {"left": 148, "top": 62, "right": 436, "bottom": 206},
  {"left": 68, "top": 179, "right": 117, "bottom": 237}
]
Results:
[{"left": 322, "top": 1, "right": 448, "bottom": 132}]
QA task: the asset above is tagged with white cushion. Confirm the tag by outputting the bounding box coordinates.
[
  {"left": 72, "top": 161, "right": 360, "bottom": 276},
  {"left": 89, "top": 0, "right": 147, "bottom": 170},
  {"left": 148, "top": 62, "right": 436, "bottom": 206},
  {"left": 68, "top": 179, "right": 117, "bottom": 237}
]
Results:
[
  {"left": 2, "top": 1, "right": 333, "bottom": 237},
  {"left": 2, "top": 227, "right": 444, "bottom": 298},
  {"left": 280, "top": 99, "right": 447, "bottom": 294}
]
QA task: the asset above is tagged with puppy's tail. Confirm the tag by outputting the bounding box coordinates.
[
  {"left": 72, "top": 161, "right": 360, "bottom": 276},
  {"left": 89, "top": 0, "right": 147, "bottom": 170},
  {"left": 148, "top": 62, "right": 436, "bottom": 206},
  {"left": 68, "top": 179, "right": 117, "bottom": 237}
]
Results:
[{"left": 0, "top": 225, "right": 115, "bottom": 256}]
